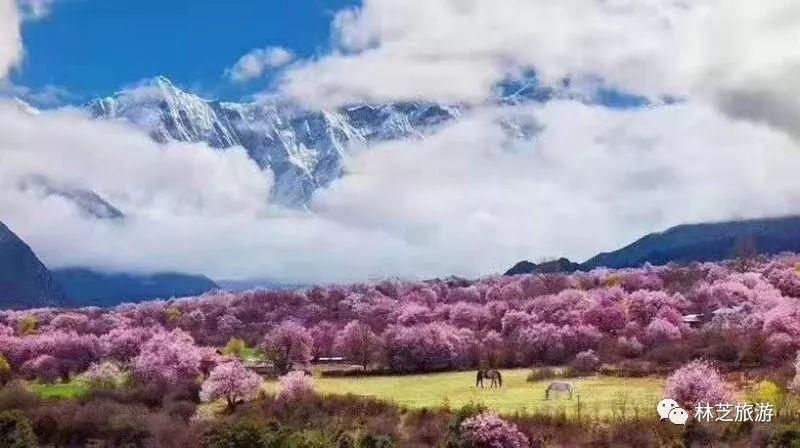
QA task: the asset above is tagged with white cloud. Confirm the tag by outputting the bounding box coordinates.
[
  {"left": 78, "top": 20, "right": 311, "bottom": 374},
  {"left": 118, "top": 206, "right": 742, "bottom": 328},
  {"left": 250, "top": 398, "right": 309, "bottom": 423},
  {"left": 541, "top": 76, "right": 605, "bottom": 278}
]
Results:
[
  {"left": 280, "top": 0, "right": 800, "bottom": 139},
  {"left": 310, "top": 100, "right": 800, "bottom": 278},
  {"left": 4, "top": 0, "right": 800, "bottom": 285},
  {"left": 3, "top": 99, "right": 800, "bottom": 284},
  {"left": 225, "top": 47, "right": 294, "bottom": 83},
  {"left": 0, "top": 81, "right": 74, "bottom": 107},
  {"left": 17, "top": 0, "right": 54, "bottom": 19},
  {"left": 0, "top": 102, "right": 413, "bottom": 283},
  {"left": 0, "top": 0, "right": 23, "bottom": 78}
]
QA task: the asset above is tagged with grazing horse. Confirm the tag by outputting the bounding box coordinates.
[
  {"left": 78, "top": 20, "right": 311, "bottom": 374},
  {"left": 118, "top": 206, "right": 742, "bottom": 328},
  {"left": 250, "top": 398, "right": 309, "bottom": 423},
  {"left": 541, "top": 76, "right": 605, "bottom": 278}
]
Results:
[
  {"left": 545, "top": 382, "right": 573, "bottom": 400},
  {"left": 476, "top": 369, "right": 503, "bottom": 388}
]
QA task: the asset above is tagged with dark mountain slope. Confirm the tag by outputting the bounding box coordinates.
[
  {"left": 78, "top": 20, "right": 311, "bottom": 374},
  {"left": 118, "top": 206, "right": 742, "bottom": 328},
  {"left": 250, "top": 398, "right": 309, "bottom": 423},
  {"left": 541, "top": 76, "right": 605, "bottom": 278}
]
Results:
[
  {"left": 53, "top": 268, "right": 219, "bottom": 307},
  {"left": 583, "top": 215, "right": 800, "bottom": 269},
  {"left": 0, "top": 220, "right": 67, "bottom": 308},
  {"left": 504, "top": 258, "right": 583, "bottom": 275},
  {"left": 506, "top": 215, "right": 800, "bottom": 275}
]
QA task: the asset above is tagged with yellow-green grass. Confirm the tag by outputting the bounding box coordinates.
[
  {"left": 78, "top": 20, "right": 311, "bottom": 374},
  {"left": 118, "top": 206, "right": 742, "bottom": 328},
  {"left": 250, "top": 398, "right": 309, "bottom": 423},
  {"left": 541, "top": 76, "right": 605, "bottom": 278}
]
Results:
[
  {"left": 266, "top": 369, "right": 663, "bottom": 418},
  {"left": 29, "top": 381, "right": 89, "bottom": 399},
  {"left": 239, "top": 347, "right": 265, "bottom": 363}
]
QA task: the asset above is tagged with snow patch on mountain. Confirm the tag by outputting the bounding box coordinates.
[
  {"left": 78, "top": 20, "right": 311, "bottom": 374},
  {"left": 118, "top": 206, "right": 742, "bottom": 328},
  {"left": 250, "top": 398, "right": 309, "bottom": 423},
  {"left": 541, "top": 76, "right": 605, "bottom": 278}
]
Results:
[
  {"left": 85, "top": 77, "right": 464, "bottom": 206},
  {"left": 84, "top": 76, "right": 569, "bottom": 206}
]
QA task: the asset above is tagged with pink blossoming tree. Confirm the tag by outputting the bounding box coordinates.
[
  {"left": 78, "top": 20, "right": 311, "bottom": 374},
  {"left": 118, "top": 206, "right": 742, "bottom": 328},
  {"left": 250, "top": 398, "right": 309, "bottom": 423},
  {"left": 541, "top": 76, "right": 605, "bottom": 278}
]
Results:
[
  {"left": 276, "top": 370, "right": 315, "bottom": 401},
  {"left": 200, "top": 361, "right": 263, "bottom": 410},
  {"left": 665, "top": 360, "right": 733, "bottom": 408},
  {"left": 460, "top": 412, "right": 529, "bottom": 448}
]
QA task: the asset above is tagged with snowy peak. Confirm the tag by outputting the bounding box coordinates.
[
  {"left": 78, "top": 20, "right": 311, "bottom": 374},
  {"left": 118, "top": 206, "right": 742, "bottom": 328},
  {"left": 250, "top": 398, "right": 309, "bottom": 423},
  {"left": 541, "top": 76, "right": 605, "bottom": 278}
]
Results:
[
  {"left": 86, "top": 76, "right": 239, "bottom": 148},
  {"left": 85, "top": 76, "right": 464, "bottom": 205}
]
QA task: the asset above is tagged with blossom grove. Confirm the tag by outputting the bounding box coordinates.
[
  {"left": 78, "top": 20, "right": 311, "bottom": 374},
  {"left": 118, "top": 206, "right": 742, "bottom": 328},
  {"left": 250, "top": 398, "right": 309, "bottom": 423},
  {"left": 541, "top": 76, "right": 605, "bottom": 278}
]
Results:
[{"left": 2, "top": 254, "right": 800, "bottom": 384}]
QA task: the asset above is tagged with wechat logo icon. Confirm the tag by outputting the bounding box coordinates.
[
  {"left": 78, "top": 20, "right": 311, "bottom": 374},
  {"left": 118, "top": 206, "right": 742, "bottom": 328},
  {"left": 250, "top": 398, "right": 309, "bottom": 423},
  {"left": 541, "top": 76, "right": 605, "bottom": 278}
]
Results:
[{"left": 657, "top": 398, "right": 688, "bottom": 425}]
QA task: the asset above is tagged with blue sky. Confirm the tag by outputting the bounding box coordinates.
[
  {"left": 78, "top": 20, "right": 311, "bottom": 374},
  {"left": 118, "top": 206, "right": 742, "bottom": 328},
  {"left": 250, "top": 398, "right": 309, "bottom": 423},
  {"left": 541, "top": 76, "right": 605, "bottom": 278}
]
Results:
[{"left": 12, "top": 0, "right": 356, "bottom": 102}]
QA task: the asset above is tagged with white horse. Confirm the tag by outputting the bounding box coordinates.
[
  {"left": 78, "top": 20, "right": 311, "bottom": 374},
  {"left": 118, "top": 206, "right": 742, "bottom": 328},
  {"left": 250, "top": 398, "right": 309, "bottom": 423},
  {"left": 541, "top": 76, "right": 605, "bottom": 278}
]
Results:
[{"left": 545, "top": 382, "right": 573, "bottom": 399}]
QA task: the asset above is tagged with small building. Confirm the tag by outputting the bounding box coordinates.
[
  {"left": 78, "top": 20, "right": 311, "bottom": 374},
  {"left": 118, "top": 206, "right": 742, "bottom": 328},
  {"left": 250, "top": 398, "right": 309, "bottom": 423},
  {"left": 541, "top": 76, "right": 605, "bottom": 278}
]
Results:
[
  {"left": 317, "top": 356, "right": 347, "bottom": 363},
  {"left": 681, "top": 314, "right": 703, "bottom": 328}
]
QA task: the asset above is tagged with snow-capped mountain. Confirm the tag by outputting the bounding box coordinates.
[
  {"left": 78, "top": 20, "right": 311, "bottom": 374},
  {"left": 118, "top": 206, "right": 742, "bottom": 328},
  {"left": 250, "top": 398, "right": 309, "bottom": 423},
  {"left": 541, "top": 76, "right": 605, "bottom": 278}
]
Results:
[{"left": 85, "top": 76, "right": 464, "bottom": 206}]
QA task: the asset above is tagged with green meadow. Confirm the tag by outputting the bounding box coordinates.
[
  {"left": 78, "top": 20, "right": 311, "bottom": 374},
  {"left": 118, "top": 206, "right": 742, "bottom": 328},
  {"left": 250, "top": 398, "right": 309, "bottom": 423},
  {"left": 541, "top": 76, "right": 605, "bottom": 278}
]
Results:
[{"left": 265, "top": 369, "right": 663, "bottom": 418}]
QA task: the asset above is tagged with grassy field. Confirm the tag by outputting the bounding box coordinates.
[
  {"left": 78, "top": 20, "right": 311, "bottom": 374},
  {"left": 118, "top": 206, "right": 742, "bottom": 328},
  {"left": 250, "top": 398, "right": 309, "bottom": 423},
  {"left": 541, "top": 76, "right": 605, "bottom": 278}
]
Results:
[
  {"left": 29, "top": 382, "right": 89, "bottom": 399},
  {"left": 266, "top": 369, "right": 664, "bottom": 418},
  {"left": 29, "top": 368, "right": 665, "bottom": 419}
]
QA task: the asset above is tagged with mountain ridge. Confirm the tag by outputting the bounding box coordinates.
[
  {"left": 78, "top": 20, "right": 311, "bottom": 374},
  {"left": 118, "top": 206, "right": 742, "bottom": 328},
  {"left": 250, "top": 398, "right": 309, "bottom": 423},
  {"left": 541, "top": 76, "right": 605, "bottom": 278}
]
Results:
[
  {"left": 0, "top": 220, "right": 68, "bottom": 309},
  {"left": 84, "top": 76, "right": 468, "bottom": 206},
  {"left": 505, "top": 215, "right": 800, "bottom": 275},
  {"left": 52, "top": 268, "right": 219, "bottom": 307}
]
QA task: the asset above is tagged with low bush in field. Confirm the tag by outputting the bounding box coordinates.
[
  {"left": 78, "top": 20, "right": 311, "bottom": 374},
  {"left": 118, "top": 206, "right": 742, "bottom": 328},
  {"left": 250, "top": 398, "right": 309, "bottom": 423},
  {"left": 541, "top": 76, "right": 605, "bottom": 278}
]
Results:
[
  {"left": 527, "top": 367, "right": 560, "bottom": 382},
  {"left": 320, "top": 368, "right": 394, "bottom": 378},
  {"left": 571, "top": 350, "right": 601, "bottom": 374},
  {"left": 526, "top": 366, "right": 581, "bottom": 382},
  {"left": 598, "top": 360, "right": 669, "bottom": 378}
]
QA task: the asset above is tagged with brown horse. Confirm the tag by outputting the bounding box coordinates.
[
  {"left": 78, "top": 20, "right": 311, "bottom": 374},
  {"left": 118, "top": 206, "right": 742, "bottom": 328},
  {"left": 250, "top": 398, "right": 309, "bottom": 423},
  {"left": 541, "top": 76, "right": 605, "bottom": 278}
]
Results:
[{"left": 476, "top": 369, "right": 503, "bottom": 388}]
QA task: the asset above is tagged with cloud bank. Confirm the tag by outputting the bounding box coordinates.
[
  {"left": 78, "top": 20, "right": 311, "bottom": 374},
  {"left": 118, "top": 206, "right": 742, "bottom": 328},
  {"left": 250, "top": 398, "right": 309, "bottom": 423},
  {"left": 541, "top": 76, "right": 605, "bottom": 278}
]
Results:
[
  {"left": 3, "top": 0, "right": 800, "bottom": 284},
  {"left": 280, "top": 0, "right": 800, "bottom": 139}
]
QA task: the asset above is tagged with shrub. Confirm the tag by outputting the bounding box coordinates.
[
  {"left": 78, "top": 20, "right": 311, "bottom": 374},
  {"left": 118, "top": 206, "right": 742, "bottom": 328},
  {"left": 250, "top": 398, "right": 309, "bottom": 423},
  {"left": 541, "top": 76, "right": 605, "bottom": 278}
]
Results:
[
  {"left": 17, "top": 316, "right": 37, "bottom": 336},
  {"left": 203, "top": 420, "right": 269, "bottom": 448},
  {"left": 0, "top": 410, "right": 38, "bottom": 448},
  {"left": 357, "top": 433, "right": 395, "bottom": 448},
  {"left": 526, "top": 367, "right": 559, "bottom": 382},
  {"left": 337, "top": 432, "right": 357, "bottom": 448},
  {"left": 599, "top": 360, "right": 662, "bottom": 378},
  {"left": 748, "top": 380, "right": 784, "bottom": 408},
  {"left": 222, "top": 338, "right": 247, "bottom": 358},
  {"left": 81, "top": 361, "right": 126, "bottom": 390},
  {"left": 769, "top": 428, "right": 800, "bottom": 448},
  {"left": 282, "top": 430, "right": 337, "bottom": 447},
  {"left": 276, "top": 370, "right": 315, "bottom": 402},
  {"left": 571, "top": 350, "right": 600, "bottom": 374},
  {"left": 617, "top": 336, "right": 644, "bottom": 358},
  {"left": 0, "top": 356, "right": 10, "bottom": 386},
  {"left": 0, "top": 381, "right": 39, "bottom": 413},
  {"left": 665, "top": 360, "right": 733, "bottom": 409},
  {"left": 459, "top": 412, "right": 529, "bottom": 448},
  {"left": 447, "top": 402, "right": 489, "bottom": 439}
]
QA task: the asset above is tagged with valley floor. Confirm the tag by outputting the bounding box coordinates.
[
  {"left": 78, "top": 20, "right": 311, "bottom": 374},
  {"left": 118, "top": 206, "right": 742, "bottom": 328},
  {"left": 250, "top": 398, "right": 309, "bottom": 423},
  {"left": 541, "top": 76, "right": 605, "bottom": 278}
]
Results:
[{"left": 263, "top": 369, "right": 663, "bottom": 418}]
